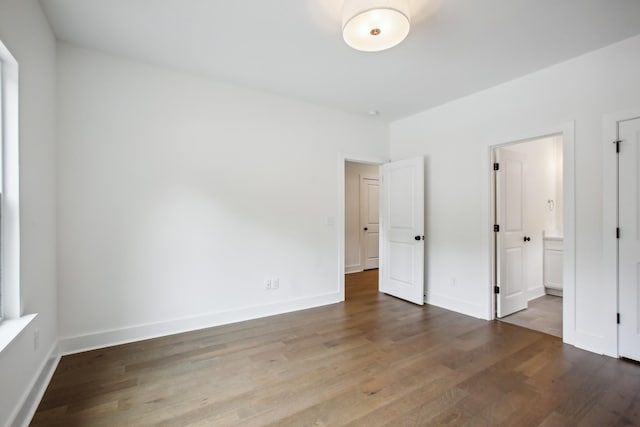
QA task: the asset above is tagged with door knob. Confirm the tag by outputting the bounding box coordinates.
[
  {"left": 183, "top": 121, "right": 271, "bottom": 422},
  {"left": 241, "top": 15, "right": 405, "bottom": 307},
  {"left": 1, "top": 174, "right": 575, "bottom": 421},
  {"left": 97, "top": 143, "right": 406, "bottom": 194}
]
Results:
[
  {"left": 523, "top": 236, "right": 531, "bottom": 242},
  {"left": 364, "top": 227, "right": 368, "bottom": 231},
  {"left": 415, "top": 235, "right": 424, "bottom": 241}
]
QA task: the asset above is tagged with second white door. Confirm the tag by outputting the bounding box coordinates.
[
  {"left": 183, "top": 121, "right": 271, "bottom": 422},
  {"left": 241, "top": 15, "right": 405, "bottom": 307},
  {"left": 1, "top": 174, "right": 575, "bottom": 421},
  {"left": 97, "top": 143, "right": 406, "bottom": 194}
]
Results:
[{"left": 360, "top": 177, "right": 379, "bottom": 270}]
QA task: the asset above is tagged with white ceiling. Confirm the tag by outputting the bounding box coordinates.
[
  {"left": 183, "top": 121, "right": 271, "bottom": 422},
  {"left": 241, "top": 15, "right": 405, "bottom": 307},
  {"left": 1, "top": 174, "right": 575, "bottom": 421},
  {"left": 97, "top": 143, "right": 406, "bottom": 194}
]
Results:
[{"left": 39, "top": 0, "right": 640, "bottom": 121}]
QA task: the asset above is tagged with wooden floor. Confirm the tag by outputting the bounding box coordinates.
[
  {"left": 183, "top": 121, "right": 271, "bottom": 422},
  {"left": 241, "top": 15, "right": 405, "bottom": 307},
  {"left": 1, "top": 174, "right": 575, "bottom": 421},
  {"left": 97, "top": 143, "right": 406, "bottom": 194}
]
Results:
[
  {"left": 500, "top": 295, "right": 563, "bottom": 338},
  {"left": 32, "top": 270, "right": 640, "bottom": 426}
]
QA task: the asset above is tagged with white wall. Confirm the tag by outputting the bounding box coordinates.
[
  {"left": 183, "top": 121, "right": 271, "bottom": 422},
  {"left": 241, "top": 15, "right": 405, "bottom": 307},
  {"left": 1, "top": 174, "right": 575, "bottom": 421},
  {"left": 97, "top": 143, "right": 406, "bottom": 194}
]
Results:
[
  {"left": 56, "top": 44, "right": 388, "bottom": 352},
  {"left": 390, "top": 35, "right": 640, "bottom": 356},
  {"left": 345, "top": 161, "right": 379, "bottom": 273},
  {"left": 504, "top": 136, "right": 562, "bottom": 299},
  {"left": 0, "top": 0, "right": 58, "bottom": 425}
]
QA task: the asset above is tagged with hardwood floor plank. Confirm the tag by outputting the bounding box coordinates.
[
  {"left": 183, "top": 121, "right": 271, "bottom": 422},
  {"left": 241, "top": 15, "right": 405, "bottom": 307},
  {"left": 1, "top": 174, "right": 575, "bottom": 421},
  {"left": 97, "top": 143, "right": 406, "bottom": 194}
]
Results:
[{"left": 31, "top": 270, "right": 640, "bottom": 426}]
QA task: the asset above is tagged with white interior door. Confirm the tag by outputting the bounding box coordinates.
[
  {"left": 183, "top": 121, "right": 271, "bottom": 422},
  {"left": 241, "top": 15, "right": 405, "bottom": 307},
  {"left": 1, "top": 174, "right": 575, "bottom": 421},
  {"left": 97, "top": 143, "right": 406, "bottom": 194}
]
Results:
[
  {"left": 379, "top": 157, "right": 424, "bottom": 305},
  {"left": 496, "top": 148, "right": 528, "bottom": 318},
  {"left": 619, "top": 117, "right": 640, "bottom": 362},
  {"left": 360, "top": 177, "right": 379, "bottom": 270}
]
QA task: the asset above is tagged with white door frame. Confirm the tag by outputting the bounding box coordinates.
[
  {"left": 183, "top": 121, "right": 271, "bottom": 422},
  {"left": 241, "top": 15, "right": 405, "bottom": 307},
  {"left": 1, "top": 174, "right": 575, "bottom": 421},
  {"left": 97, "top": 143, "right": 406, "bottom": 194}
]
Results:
[
  {"left": 488, "top": 122, "right": 576, "bottom": 345},
  {"left": 338, "top": 153, "right": 389, "bottom": 301},
  {"left": 604, "top": 109, "right": 640, "bottom": 358}
]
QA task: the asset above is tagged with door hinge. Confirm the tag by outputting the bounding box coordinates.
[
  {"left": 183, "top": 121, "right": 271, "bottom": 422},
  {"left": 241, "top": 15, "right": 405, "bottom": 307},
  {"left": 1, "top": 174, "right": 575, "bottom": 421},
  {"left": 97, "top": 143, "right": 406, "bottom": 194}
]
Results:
[
  {"left": 493, "top": 162, "right": 500, "bottom": 171},
  {"left": 617, "top": 313, "right": 620, "bottom": 324},
  {"left": 614, "top": 140, "right": 621, "bottom": 153},
  {"left": 494, "top": 286, "right": 500, "bottom": 294},
  {"left": 617, "top": 227, "right": 620, "bottom": 239},
  {"left": 494, "top": 224, "right": 500, "bottom": 232}
]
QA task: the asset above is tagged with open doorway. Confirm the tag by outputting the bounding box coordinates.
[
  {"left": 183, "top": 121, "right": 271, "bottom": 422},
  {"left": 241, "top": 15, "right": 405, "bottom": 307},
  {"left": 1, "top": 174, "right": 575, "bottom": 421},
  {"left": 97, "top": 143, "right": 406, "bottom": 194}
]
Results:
[
  {"left": 345, "top": 161, "right": 380, "bottom": 300},
  {"left": 492, "top": 135, "right": 564, "bottom": 337},
  {"left": 345, "top": 161, "right": 380, "bottom": 274}
]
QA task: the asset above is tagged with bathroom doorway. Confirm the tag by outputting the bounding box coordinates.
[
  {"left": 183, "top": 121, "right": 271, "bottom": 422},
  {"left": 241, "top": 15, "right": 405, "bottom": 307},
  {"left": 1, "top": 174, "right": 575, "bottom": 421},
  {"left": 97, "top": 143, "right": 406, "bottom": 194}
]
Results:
[{"left": 492, "top": 135, "right": 564, "bottom": 337}]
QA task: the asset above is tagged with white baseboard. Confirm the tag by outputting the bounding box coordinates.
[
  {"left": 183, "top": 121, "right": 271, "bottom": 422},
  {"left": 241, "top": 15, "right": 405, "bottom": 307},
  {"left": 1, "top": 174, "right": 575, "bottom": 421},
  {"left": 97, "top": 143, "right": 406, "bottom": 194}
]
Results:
[
  {"left": 527, "top": 286, "right": 545, "bottom": 301},
  {"left": 8, "top": 342, "right": 60, "bottom": 427},
  {"left": 345, "top": 265, "right": 363, "bottom": 274},
  {"left": 426, "top": 292, "right": 489, "bottom": 320},
  {"left": 59, "top": 292, "right": 342, "bottom": 355},
  {"left": 567, "top": 331, "right": 617, "bottom": 358},
  {"left": 545, "top": 287, "right": 563, "bottom": 297}
]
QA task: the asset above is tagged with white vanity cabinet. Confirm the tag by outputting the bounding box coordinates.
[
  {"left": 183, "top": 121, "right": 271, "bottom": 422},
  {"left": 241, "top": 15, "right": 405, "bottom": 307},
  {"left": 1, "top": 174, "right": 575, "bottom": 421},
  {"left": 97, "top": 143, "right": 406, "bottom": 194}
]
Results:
[{"left": 543, "top": 236, "right": 563, "bottom": 296}]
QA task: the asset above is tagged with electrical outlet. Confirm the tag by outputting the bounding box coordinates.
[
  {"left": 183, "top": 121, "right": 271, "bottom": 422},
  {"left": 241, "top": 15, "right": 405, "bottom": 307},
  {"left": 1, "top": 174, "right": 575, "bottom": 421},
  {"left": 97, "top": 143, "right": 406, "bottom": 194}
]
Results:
[
  {"left": 34, "top": 329, "right": 40, "bottom": 351},
  {"left": 265, "top": 280, "right": 272, "bottom": 290},
  {"left": 272, "top": 278, "right": 279, "bottom": 290}
]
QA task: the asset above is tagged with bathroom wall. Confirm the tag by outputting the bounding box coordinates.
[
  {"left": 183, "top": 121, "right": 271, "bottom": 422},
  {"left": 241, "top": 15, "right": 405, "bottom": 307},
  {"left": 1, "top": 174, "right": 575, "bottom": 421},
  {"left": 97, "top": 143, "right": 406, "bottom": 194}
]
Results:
[{"left": 555, "top": 137, "right": 564, "bottom": 236}]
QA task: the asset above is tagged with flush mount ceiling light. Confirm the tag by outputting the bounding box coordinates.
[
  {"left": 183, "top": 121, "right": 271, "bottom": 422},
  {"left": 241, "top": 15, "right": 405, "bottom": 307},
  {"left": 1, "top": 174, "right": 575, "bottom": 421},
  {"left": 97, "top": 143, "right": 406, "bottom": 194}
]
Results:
[{"left": 342, "top": 0, "right": 411, "bottom": 52}]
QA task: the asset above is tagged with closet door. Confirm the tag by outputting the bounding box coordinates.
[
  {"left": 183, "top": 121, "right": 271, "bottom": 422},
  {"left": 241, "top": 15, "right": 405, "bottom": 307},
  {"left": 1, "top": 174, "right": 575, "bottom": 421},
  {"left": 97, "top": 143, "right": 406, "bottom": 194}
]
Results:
[{"left": 619, "top": 116, "right": 640, "bottom": 362}]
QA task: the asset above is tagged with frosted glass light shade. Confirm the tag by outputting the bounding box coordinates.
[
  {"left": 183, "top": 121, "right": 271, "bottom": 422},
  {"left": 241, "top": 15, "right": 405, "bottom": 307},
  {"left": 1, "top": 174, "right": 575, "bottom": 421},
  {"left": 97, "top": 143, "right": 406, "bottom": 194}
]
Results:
[{"left": 342, "top": 0, "right": 410, "bottom": 52}]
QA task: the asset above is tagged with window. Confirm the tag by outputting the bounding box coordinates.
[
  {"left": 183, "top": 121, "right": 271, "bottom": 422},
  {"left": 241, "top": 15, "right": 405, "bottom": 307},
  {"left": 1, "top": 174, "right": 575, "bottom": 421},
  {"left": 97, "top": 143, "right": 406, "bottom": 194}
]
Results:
[
  {"left": 0, "top": 57, "right": 3, "bottom": 320},
  {"left": 0, "top": 41, "right": 21, "bottom": 319},
  {"left": 0, "top": 38, "right": 27, "bottom": 351}
]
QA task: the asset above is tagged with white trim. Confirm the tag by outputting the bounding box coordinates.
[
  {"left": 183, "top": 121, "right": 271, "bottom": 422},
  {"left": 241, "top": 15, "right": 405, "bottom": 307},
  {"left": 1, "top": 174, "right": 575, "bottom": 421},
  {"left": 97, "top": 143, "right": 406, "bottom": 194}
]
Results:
[
  {"left": 0, "top": 313, "right": 36, "bottom": 353},
  {"left": 345, "top": 265, "right": 363, "bottom": 274},
  {"left": 6, "top": 341, "right": 60, "bottom": 427},
  {"left": 487, "top": 122, "right": 576, "bottom": 346},
  {"left": 527, "top": 287, "right": 546, "bottom": 301},
  {"left": 338, "top": 153, "right": 388, "bottom": 301},
  {"left": 60, "top": 291, "right": 341, "bottom": 355},
  {"left": 426, "top": 291, "right": 487, "bottom": 320},
  {"left": 603, "top": 109, "right": 640, "bottom": 358}
]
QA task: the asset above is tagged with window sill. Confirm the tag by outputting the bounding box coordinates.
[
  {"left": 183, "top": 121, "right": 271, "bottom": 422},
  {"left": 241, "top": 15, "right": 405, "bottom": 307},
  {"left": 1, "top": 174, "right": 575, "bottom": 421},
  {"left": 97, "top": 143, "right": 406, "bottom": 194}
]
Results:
[{"left": 0, "top": 313, "right": 37, "bottom": 353}]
